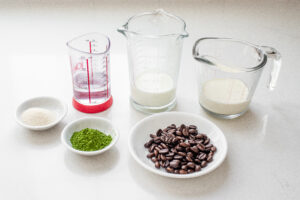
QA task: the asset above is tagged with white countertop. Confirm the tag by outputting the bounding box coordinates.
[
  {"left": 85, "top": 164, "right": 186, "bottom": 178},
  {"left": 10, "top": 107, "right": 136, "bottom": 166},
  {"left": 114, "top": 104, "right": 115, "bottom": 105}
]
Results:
[{"left": 1, "top": 0, "right": 299, "bottom": 199}]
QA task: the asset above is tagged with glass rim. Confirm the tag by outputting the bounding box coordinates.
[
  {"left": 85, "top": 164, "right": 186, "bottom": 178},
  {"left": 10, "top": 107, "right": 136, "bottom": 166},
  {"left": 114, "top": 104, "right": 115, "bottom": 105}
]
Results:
[
  {"left": 192, "top": 37, "right": 268, "bottom": 72},
  {"left": 66, "top": 32, "right": 110, "bottom": 55},
  {"left": 119, "top": 9, "right": 189, "bottom": 38}
]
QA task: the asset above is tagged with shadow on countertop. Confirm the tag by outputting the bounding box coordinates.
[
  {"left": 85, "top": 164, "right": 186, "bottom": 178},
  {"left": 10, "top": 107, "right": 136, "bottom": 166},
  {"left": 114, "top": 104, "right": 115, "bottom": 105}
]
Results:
[
  {"left": 13, "top": 121, "right": 67, "bottom": 149},
  {"left": 64, "top": 147, "right": 120, "bottom": 177},
  {"left": 128, "top": 156, "right": 230, "bottom": 197}
]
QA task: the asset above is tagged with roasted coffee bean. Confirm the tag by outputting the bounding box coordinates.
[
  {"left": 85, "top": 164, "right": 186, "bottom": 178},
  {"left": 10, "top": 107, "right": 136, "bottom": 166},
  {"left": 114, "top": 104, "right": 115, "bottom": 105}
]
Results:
[
  {"left": 155, "top": 146, "right": 161, "bottom": 151},
  {"left": 185, "top": 147, "right": 190, "bottom": 152},
  {"left": 199, "top": 153, "right": 207, "bottom": 160},
  {"left": 176, "top": 136, "right": 185, "bottom": 140},
  {"left": 168, "top": 129, "right": 176, "bottom": 134},
  {"left": 195, "top": 165, "right": 201, "bottom": 171},
  {"left": 154, "top": 137, "right": 161, "bottom": 144},
  {"left": 166, "top": 156, "right": 173, "bottom": 160},
  {"left": 204, "top": 138, "right": 210, "bottom": 145},
  {"left": 174, "top": 155, "right": 183, "bottom": 160},
  {"left": 154, "top": 149, "right": 158, "bottom": 157},
  {"left": 181, "top": 165, "right": 188, "bottom": 170},
  {"left": 161, "top": 154, "right": 167, "bottom": 161},
  {"left": 159, "top": 149, "right": 169, "bottom": 154},
  {"left": 150, "top": 144, "right": 156, "bottom": 152},
  {"left": 170, "top": 160, "right": 181, "bottom": 168},
  {"left": 186, "top": 156, "right": 193, "bottom": 162},
  {"left": 147, "top": 153, "right": 155, "bottom": 158},
  {"left": 166, "top": 152, "right": 175, "bottom": 157},
  {"left": 189, "top": 135, "right": 196, "bottom": 141},
  {"left": 201, "top": 161, "right": 207, "bottom": 167},
  {"left": 179, "top": 142, "right": 190, "bottom": 148},
  {"left": 176, "top": 131, "right": 182, "bottom": 136},
  {"left": 197, "top": 143, "right": 205, "bottom": 151},
  {"left": 144, "top": 141, "right": 151, "bottom": 148},
  {"left": 156, "top": 129, "right": 163, "bottom": 136},
  {"left": 211, "top": 146, "right": 217, "bottom": 152},
  {"left": 207, "top": 155, "right": 213, "bottom": 162},
  {"left": 179, "top": 124, "right": 185, "bottom": 131},
  {"left": 171, "top": 148, "right": 177, "bottom": 153},
  {"left": 157, "top": 154, "right": 161, "bottom": 161},
  {"left": 196, "top": 134, "right": 204, "bottom": 139},
  {"left": 161, "top": 143, "right": 168, "bottom": 149},
  {"left": 187, "top": 162, "right": 195, "bottom": 169},
  {"left": 196, "top": 139, "right": 204, "bottom": 144},
  {"left": 190, "top": 146, "right": 199, "bottom": 153},
  {"left": 155, "top": 161, "right": 160, "bottom": 168},
  {"left": 187, "top": 152, "right": 193, "bottom": 158},
  {"left": 166, "top": 167, "right": 174, "bottom": 173},
  {"left": 165, "top": 160, "right": 170, "bottom": 167},
  {"left": 178, "top": 152, "right": 186, "bottom": 157},
  {"left": 188, "top": 129, "right": 197, "bottom": 134},
  {"left": 182, "top": 128, "right": 189, "bottom": 137},
  {"left": 145, "top": 124, "right": 216, "bottom": 175},
  {"left": 189, "top": 125, "right": 197, "bottom": 129},
  {"left": 175, "top": 146, "right": 183, "bottom": 151}
]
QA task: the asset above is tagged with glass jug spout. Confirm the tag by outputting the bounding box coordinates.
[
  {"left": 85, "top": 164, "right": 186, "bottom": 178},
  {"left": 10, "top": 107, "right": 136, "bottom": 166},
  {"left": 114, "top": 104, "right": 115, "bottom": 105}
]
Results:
[
  {"left": 261, "top": 46, "right": 282, "bottom": 91},
  {"left": 117, "top": 9, "right": 188, "bottom": 38}
]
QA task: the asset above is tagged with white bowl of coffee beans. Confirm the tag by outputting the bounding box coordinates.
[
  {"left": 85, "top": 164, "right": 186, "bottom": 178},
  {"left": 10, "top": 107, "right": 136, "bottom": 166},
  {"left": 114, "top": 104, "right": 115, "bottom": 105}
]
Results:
[{"left": 128, "top": 112, "right": 227, "bottom": 178}]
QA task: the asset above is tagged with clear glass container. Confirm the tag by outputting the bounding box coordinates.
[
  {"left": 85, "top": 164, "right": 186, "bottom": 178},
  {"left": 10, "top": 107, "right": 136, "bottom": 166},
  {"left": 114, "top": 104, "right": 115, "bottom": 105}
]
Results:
[
  {"left": 118, "top": 9, "right": 188, "bottom": 113},
  {"left": 193, "top": 37, "right": 282, "bottom": 119},
  {"left": 67, "top": 33, "right": 113, "bottom": 113}
]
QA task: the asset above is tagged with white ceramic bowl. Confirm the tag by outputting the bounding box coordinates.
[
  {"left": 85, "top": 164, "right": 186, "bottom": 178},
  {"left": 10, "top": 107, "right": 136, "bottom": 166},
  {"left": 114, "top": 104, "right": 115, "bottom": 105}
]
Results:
[
  {"left": 61, "top": 117, "right": 119, "bottom": 156},
  {"left": 128, "top": 112, "right": 228, "bottom": 178},
  {"left": 16, "top": 96, "right": 67, "bottom": 131}
]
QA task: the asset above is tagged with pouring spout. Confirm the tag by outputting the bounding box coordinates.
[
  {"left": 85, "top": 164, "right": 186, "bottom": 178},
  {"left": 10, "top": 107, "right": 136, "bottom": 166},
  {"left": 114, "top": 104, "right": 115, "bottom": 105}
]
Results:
[{"left": 117, "top": 24, "right": 128, "bottom": 37}]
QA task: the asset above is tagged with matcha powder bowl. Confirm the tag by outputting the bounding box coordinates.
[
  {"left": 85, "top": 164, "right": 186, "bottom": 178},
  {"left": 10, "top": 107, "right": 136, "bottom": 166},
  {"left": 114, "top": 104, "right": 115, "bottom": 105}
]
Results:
[{"left": 61, "top": 117, "right": 119, "bottom": 156}]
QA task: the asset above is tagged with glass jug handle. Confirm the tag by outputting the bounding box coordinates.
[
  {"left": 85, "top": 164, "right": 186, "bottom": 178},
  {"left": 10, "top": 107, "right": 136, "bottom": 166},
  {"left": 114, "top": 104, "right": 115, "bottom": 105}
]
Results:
[{"left": 261, "top": 46, "right": 282, "bottom": 91}]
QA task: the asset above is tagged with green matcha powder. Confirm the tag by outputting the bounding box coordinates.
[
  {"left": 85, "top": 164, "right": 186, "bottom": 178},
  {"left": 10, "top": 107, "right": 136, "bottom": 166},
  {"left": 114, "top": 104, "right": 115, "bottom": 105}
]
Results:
[{"left": 70, "top": 128, "right": 112, "bottom": 151}]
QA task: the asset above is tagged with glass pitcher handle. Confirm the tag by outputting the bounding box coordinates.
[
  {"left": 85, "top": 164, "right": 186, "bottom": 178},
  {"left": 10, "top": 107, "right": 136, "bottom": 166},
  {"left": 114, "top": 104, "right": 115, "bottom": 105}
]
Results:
[{"left": 261, "top": 46, "right": 282, "bottom": 91}]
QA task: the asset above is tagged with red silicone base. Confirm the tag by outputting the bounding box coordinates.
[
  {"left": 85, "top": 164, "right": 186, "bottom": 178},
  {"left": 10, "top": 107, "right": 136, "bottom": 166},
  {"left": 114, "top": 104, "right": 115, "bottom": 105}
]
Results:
[{"left": 72, "top": 96, "right": 113, "bottom": 113}]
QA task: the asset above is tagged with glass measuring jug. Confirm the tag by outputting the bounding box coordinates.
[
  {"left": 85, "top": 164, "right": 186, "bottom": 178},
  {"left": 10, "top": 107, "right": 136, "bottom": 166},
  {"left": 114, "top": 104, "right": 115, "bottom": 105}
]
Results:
[
  {"left": 193, "top": 37, "right": 282, "bottom": 119},
  {"left": 118, "top": 9, "right": 188, "bottom": 113},
  {"left": 67, "top": 33, "right": 112, "bottom": 113}
]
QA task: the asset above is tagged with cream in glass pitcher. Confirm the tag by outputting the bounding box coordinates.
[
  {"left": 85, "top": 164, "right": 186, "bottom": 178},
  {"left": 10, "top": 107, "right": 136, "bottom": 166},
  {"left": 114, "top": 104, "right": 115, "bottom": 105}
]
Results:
[{"left": 193, "top": 38, "right": 282, "bottom": 119}]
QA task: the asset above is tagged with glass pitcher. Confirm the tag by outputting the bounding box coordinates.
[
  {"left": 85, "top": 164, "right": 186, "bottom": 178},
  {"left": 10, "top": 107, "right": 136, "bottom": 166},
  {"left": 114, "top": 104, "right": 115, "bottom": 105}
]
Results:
[
  {"left": 193, "top": 37, "right": 282, "bottom": 119},
  {"left": 118, "top": 9, "right": 188, "bottom": 113}
]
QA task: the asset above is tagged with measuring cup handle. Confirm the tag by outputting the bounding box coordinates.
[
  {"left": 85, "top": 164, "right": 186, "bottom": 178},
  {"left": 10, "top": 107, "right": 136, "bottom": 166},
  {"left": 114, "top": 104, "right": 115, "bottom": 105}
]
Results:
[{"left": 261, "top": 46, "right": 282, "bottom": 91}]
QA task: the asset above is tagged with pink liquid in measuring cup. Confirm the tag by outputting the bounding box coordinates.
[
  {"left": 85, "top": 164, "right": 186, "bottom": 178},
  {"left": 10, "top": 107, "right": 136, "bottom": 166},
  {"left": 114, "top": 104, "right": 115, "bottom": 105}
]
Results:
[{"left": 72, "top": 70, "right": 110, "bottom": 105}]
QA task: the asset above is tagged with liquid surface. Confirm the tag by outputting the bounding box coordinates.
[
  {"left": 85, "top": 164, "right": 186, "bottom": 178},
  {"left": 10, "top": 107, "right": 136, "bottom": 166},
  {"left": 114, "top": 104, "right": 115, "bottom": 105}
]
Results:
[
  {"left": 73, "top": 71, "right": 110, "bottom": 105},
  {"left": 199, "top": 78, "right": 250, "bottom": 115},
  {"left": 131, "top": 72, "right": 175, "bottom": 107}
]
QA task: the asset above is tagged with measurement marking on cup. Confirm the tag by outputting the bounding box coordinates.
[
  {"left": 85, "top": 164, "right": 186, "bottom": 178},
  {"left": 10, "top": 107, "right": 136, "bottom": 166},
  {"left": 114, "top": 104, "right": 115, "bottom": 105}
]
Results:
[
  {"left": 105, "top": 45, "right": 109, "bottom": 98},
  {"left": 89, "top": 41, "right": 94, "bottom": 85},
  {"left": 86, "top": 58, "right": 91, "bottom": 104}
]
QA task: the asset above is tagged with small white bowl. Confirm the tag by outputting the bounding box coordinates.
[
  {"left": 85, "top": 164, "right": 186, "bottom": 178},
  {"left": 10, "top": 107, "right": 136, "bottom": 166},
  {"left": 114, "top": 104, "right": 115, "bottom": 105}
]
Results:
[
  {"left": 61, "top": 117, "right": 119, "bottom": 156},
  {"left": 128, "top": 112, "right": 228, "bottom": 178},
  {"left": 16, "top": 96, "right": 67, "bottom": 131}
]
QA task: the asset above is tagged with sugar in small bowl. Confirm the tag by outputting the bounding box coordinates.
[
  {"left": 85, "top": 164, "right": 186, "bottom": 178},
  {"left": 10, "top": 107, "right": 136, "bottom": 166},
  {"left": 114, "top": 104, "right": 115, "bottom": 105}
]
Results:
[{"left": 16, "top": 96, "right": 67, "bottom": 131}]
